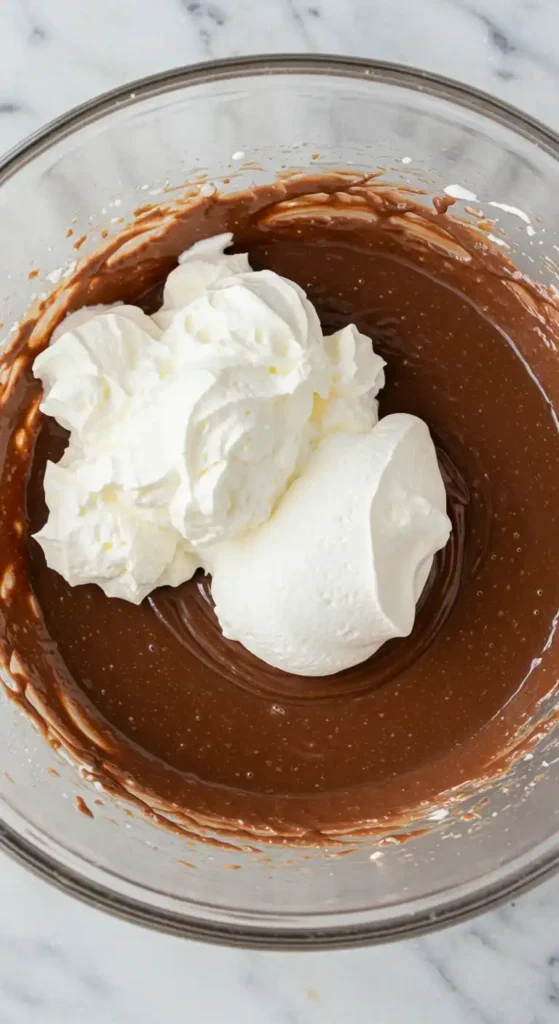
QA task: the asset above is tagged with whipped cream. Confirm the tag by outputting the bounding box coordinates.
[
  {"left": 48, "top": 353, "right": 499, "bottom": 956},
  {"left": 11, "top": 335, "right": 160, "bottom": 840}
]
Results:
[
  {"left": 34, "top": 305, "right": 199, "bottom": 602},
  {"left": 210, "top": 415, "right": 452, "bottom": 676},
  {"left": 34, "top": 234, "right": 385, "bottom": 604}
]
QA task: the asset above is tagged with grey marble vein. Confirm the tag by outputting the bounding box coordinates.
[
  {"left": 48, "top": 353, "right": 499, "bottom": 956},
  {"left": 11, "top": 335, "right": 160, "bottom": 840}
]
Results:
[
  {"left": 283, "top": 0, "right": 317, "bottom": 51},
  {"left": 448, "top": 0, "right": 559, "bottom": 77},
  {"left": 178, "top": 0, "right": 228, "bottom": 57}
]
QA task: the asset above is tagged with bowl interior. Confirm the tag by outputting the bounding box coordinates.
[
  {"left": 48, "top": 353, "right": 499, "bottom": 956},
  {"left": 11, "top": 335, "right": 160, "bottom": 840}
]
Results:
[{"left": 0, "top": 57, "right": 558, "bottom": 948}]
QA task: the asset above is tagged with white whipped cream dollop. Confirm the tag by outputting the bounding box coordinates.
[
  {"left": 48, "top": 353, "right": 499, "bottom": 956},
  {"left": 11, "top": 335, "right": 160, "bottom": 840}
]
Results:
[
  {"left": 33, "top": 234, "right": 385, "bottom": 605},
  {"left": 210, "top": 414, "right": 452, "bottom": 676}
]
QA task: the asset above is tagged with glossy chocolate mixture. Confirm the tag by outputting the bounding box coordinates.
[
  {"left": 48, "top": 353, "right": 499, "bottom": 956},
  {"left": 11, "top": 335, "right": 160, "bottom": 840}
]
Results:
[{"left": 1, "top": 174, "right": 558, "bottom": 842}]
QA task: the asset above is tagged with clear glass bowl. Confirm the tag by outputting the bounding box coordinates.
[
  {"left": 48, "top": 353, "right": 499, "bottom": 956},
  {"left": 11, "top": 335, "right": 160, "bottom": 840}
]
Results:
[{"left": 1, "top": 56, "right": 558, "bottom": 949}]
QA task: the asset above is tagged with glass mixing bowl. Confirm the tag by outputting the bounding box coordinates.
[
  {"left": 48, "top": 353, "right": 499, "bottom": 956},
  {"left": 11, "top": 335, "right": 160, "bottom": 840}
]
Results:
[{"left": 0, "top": 56, "right": 558, "bottom": 950}]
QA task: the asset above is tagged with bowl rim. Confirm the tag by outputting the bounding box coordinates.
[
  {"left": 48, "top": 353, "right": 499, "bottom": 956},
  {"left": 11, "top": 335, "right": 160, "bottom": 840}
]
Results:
[
  {"left": 1, "top": 53, "right": 558, "bottom": 949},
  {"left": 3, "top": 52, "right": 559, "bottom": 186}
]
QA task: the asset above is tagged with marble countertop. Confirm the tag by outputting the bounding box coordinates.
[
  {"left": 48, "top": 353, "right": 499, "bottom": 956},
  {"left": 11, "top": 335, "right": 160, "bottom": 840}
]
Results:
[{"left": 1, "top": 1, "right": 559, "bottom": 1021}]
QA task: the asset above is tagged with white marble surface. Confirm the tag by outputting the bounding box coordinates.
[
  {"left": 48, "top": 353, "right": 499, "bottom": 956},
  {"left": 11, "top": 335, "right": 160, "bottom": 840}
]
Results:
[{"left": 1, "top": 0, "right": 559, "bottom": 1021}]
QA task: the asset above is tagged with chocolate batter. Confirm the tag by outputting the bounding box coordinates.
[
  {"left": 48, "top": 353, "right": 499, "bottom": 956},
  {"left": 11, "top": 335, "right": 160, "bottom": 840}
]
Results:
[{"left": 0, "top": 173, "right": 558, "bottom": 842}]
